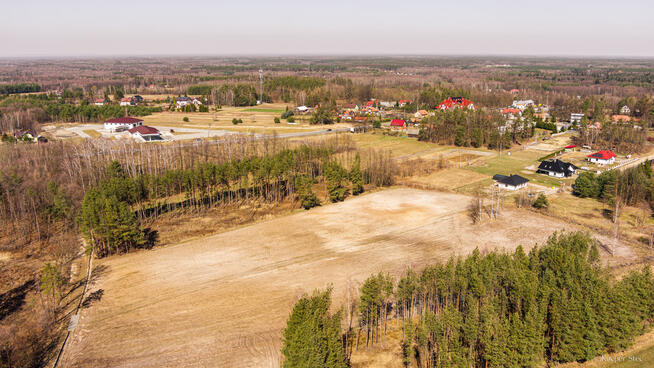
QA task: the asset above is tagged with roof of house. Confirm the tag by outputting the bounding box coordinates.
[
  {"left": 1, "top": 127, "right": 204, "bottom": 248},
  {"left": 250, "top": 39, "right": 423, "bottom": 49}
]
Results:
[
  {"left": 94, "top": 98, "right": 106, "bottom": 103},
  {"left": 437, "top": 97, "right": 474, "bottom": 110},
  {"left": 588, "top": 150, "right": 617, "bottom": 160},
  {"left": 612, "top": 114, "right": 632, "bottom": 122},
  {"left": 128, "top": 125, "right": 160, "bottom": 135},
  {"left": 399, "top": 99, "right": 410, "bottom": 104},
  {"left": 365, "top": 101, "right": 375, "bottom": 106},
  {"left": 493, "top": 174, "right": 529, "bottom": 186},
  {"left": 502, "top": 108, "right": 522, "bottom": 114},
  {"left": 105, "top": 117, "right": 143, "bottom": 124},
  {"left": 564, "top": 145, "right": 577, "bottom": 149},
  {"left": 120, "top": 97, "right": 132, "bottom": 102},
  {"left": 176, "top": 96, "right": 191, "bottom": 102},
  {"left": 538, "top": 159, "right": 578, "bottom": 173},
  {"left": 390, "top": 119, "right": 405, "bottom": 127},
  {"left": 344, "top": 103, "right": 356, "bottom": 108}
]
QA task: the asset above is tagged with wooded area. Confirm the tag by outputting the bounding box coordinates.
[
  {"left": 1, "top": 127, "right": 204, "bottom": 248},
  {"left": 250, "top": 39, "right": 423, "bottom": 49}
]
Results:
[{"left": 282, "top": 232, "right": 654, "bottom": 367}]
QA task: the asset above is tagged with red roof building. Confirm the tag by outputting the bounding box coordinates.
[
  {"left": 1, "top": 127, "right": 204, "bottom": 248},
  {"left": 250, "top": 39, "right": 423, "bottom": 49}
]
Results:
[
  {"left": 128, "top": 125, "right": 160, "bottom": 135},
  {"left": 587, "top": 150, "right": 616, "bottom": 165},
  {"left": 365, "top": 101, "right": 375, "bottom": 107},
  {"left": 390, "top": 119, "right": 406, "bottom": 127},
  {"left": 437, "top": 97, "right": 475, "bottom": 110},
  {"left": 105, "top": 117, "right": 143, "bottom": 124},
  {"left": 502, "top": 108, "right": 522, "bottom": 115}
]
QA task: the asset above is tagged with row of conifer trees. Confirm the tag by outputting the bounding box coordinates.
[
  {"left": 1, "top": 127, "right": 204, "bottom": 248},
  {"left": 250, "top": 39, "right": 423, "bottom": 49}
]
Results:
[{"left": 282, "top": 232, "right": 654, "bottom": 367}]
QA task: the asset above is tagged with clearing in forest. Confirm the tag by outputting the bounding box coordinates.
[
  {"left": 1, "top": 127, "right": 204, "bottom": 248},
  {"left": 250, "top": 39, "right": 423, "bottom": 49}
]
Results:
[{"left": 60, "top": 188, "right": 633, "bottom": 368}]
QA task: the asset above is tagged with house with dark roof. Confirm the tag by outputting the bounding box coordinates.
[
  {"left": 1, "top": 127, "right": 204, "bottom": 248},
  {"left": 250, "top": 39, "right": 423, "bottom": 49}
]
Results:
[
  {"left": 587, "top": 150, "right": 616, "bottom": 165},
  {"left": 104, "top": 117, "right": 143, "bottom": 132},
  {"left": 128, "top": 125, "right": 162, "bottom": 142},
  {"left": 493, "top": 174, "right": 529, "bottom": 190},
  {"left": 537, "top": 159, "right": 578, "bottom": 178}
]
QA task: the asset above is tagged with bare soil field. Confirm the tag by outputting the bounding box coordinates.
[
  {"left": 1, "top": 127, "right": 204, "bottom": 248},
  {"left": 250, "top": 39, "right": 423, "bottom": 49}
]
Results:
[{"left": 60, "top": 188, "right": 635, "bottom": 368}]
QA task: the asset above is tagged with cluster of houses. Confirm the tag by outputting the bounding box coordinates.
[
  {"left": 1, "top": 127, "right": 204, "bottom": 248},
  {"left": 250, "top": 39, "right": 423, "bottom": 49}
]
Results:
[
  {"left": 103, "top": 117, "right": 163, "bottom": 142},
  {"left": 492, "top": 148, "right": 618, "bottom": 191},
  {"left": 95, "top": 95, "right": 143, "bottom": 107},
  {"left": 175, "top": 96, "right": 204, "bottom": 109}
]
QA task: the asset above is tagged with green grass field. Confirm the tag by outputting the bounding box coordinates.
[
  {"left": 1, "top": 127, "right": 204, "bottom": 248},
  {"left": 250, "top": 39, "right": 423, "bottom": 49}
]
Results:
[{"left": 467, "top": 149, "right": 574, "bottom": 188}]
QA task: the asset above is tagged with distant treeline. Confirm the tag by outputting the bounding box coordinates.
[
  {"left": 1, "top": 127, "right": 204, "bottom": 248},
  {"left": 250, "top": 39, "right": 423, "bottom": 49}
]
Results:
[
  {"left": 0, "top": 95, "right": 160, "bottom": 123},
  {"left": 282, "top": 232, "right": 654, "bottom": 367},
  {"left": 0, "top": 83, "right": 41, "bottom": 95}
]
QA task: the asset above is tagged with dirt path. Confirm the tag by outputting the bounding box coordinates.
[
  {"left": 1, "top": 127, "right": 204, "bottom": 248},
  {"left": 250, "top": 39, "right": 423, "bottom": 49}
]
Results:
[{"left": 60, "top": 188, "right": 634, "bottom": 367}]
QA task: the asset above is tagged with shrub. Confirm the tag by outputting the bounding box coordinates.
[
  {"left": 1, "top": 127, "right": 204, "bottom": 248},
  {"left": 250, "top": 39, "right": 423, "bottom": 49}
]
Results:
[
  {"left": 183, "top": 116, "right": 189, "bottom": 122},
  {"left": 532, "top": 193, "right": 549, "bottom": 209},
  {"left": 274, "top": 117, "right": 281, "bottom": 124},
  {"left": 281, "top": 110, "right": 294, "bottom": 119},
  {"left": 287, "top": 116, "right": 295, "bottom": 123}
]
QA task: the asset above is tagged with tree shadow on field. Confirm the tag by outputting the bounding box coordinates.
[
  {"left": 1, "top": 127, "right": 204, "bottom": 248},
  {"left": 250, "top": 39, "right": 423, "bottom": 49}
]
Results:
[
  {"left": 82, "top": 289, "right": 104, "bottom": 308},
  {"left": 89, "top": 264, "right": 110, "bottom": 284},
  {"left": 0, "top": 279, "right": 36, "bottom": 322}
]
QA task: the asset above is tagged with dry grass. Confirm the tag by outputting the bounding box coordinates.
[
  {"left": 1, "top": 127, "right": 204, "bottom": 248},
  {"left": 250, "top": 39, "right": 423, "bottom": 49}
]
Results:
[
  {"left": 401, "top": 168, "right": 490, "bottom": 191},
  {"left": 82, "top": 129, "right": 101, "bottom": 138},
  {"left": 60, "top": 188, "right": 635, "bottom": 368},
  {"left": 548, "top": 193, "right": 654, "bottom": 247}
]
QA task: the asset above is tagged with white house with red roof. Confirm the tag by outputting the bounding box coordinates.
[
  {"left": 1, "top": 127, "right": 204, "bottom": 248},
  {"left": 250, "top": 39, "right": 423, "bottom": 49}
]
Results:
[
  {"left": 104, "top": 117, "right": 143, "bottom": 132},
  {"left": 94, "top": 98, "right": 107, "bottom": 106},
  {"left": 390, "top": 119, "right": 406, "bottom": 129},
  {"left": 120, "top": 97, "right": 133, "bottom": 106},
  {"left": 587, "top": 150, "right": 616, "bottom": 165},
  {"left": 437, "top": 97, "right": 475, "bottom": 111},
  {"left": 128, "top": 125, "right": 162, "bottom": 142}
]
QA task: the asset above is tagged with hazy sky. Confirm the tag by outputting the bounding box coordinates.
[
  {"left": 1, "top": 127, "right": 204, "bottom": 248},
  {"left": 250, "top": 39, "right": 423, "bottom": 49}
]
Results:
[{"left": 2, "top": 0, "right": 653, "bottom": 57}]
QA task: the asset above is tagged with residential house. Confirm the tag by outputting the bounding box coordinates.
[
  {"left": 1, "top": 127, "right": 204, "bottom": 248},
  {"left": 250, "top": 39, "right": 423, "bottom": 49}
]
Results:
[
  {"left": 390, "top": 119, "right": 406, "bottom": 130},
  {"left": 570, "top": 113, "right": 584, "bottom": 123},
  {"left": 620, "top": 105, "right": 631, "bottom": 115},
  {"left": 132, "top": 95, "right": 144, "bottom": 104},
  {"left": 511, "top": 100, "right": 534, "bottom": 110},
  {"left": 296, "top": 105, "right": 309, "bottom": 114},
  {"left": 564, "top": 145, "right": 577, "bottom": 152},
  {"left": 104, "top": 117, "right": 143, "bottom": 132},
  {"left": 612, "top": 115, "right": 632, "bottom": 123},
  {"left": 537, "top": 159, "right": 578, "bottom": 178},
  {"left": 587, "top": 150, "right": 616, "bottom": 165},
  {"left": 437, "top": 97, "right": 475, "bottom": 110},
  {"left": 398, "top": 99, "right": 410, "bottom": 107},
  {"left": 175, "top": 96, "right": 192, "bottom": 108},
  {"left": 509, "top": 89, "right": 520, "bottom": 94},
  {"left": 120, "top": 97, "right": 133, "bottom": 106},
  {"left": 493, "top": 174, "right": 529, "bottom": 190},
  {"left": 414, "top": 110, "right": 429, "bottom": 118},
  {"left": 94, "top": 98, "right": 107, "bottom": 106},
  {"left": 128, "top": 125, "right": 163, "bottom": 142},
  {"left": 380, "top": 101, "right": 394, "bottom": 108}
]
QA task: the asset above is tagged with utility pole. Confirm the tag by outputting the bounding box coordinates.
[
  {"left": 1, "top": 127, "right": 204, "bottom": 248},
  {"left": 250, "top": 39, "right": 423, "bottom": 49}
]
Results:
[{"left": 258, "top": 69, "right": 263, "bottom": 105}]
